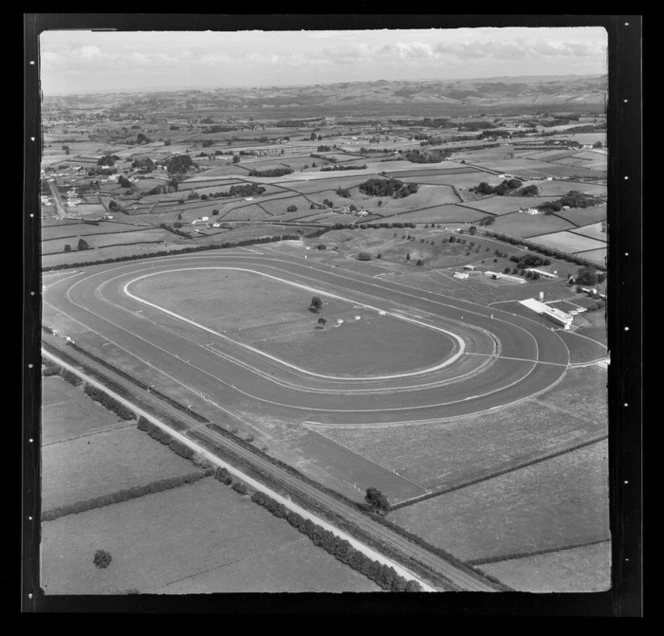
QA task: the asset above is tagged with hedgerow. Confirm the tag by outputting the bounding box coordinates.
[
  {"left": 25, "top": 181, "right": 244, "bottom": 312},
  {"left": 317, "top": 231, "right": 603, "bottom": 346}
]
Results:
[
  {"left": 83, "top": 383, "right": 135, "bottom": 420},
  {"left": 483, "top": 230, "right": 607, "bottom": 271},
  {"left": 249, "top": 490, "right": 422, "bottom": 592},
  {"left": 188, "top": 429, "right": 460, "bottom": 590},
  {"left": 42, "top": 228, "right": 335, "bottom": 273},
  {"left": 41, "top": 471, "right": 210, "bottom": 521},
  {"left": 60, "top": 367, "right": 83, "bottom": 387}
]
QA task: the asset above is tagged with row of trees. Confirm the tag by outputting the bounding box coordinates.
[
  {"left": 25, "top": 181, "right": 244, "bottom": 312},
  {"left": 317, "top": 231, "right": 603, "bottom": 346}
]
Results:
[
  {"left": 248, "top": 167, "right": 293, "bottom": 177},
  {"left": 42, "top": 470, "right": 210, "bottom": 522},
  {"left": 483, "top": 230, "right": 607, "bottom": 271},
  {"left": 320, "top": 163, "right": 367, "bottom": 172},
  {"left": 63, "top": 238, "right": 90, "bottom": 253},
  {"left": 249, "top": 490, "right": 421, "bottom": 591},
  {"left": 83, "top": 382, "right": 136, "bottom": 420}
]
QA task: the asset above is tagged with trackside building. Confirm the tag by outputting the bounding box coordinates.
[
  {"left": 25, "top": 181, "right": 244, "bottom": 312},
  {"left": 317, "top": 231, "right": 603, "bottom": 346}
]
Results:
[{"left": 519, "top": 297, "right": 573, "bottom": 329}]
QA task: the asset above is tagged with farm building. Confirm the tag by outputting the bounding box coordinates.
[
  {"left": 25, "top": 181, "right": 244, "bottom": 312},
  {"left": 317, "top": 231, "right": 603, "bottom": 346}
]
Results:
[
  {"left": 525, "top": 268, "right": 558, "bottom": 280},
  {"left": 519, "top": 298, "right": 573, "bottom": 329},
  {"left": 453, "top": 271, "right": 470, "bottom": 280},
  {"left": 463, "top": 265, "right": 476, "bottom": 271},
  {"left": 487, "top": 271, "right": 525, "bottom": 284}
]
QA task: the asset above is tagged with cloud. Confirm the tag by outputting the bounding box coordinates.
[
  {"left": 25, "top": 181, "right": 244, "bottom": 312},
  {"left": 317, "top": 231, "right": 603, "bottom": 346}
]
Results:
[
  {"left": 393, "top": 41, "right": 437, "bottom": 60},
  {"left": 433, "top": 38, "right": 603, "bottom": 62},
  {"left": 79, "top": 45, "right": 102, "bottom": 60}
]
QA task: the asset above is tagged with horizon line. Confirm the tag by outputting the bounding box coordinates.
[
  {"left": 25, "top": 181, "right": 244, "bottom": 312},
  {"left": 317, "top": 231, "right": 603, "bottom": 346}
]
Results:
[{"left": 41, "top": 72, "right": 607, "bottom": 98}]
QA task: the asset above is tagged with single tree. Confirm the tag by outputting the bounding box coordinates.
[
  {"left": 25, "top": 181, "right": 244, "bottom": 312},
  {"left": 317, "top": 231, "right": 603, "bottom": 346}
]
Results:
[
  {"left": 77, "top": 238, "right": 90, "bottom": 251},
  {"left": 93, "top": 550, "right": 112, "bottom": 569},
  {"left": 310, "top": 296, "right": 323, "bottom": 312},
  {"left": 317, "top": 317, "right": 327, "bottom": 328},
  {"left": 64, "top": 244, "right": 71, "bottom": 253},
  {"left": 364, "top": 487, "right": 390, "bottom": 514}
]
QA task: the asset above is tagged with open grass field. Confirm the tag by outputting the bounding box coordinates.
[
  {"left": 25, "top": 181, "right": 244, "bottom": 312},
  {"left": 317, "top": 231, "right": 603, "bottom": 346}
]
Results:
[
  {"left": 221, "top": 204, "right": 271, "bottom": 222},
  {"left": 575, "top": 247, "right": 607, "bottom": 267},
  {"left": 559, "top": 133, "right": 607, "bottom": 146},
  {"left": 42, "top": 241, "right": 180, "bottom": 268},
  {"left": 317, "top": 378, "right": 605, "bottom": 496},
  {"left": 42, "top": 229, "right": 171, "bottom": 255},
  {"left": 555, "top": 203, "right": 607, "bottom": 227},
  {"left": 386, "top": 205, "right": 487, "bottom": 225},
  {"left": 41, "top": 375, "right": 128, "bottom": 445},
  {"left": 130, "top": 268, "right": 454, "bottom": 377},
  {"left": 490, "top": 211, "right": 576, "bottom": 238},
  {"left": 67, "top": 203, "right": 107, "bottom": 216},
  {"left": 536, "top": 164, "right": 606, "bottom": 178},
  {"left": 236, "top": 305, "right": 455, "bottom": 377},
  {"left": 522, "top": 149, "right": 579, "bottom": 162},
  {"left": 42, "top": 222, "right": 149, "bottom": 241},
  {"left": 527, "top": 230, "right": 607, "bottom": 254},
  {"left": 130, "top": 268, "right": 349, "bottom": 333},
  {"left": 191, "top": 164, "right": 251, "bottom": 177},
  {"left": 533, "top": 365, "right": 607, "bottom": 426},
  {"left": 41, "top": 426, "right": 202, "bottom": 512},
  {"left": 479, "top": 540, "right": 611, "bottom": 592},
  {"left": 517, "top": 179, "right": 607, "bottom": 198},
  {"left": 392, "top": 172, "right": 493, "bottom": 189},
  {"left": 572, "top": 222, "right": 607, "bottom": 243},
  {"left": 555, "top": 331, "right": 607, "bottom": 364},
  {"left": 350, "top": 185, "right": 461, "bottom": 213},
  {"left": 389, "top": 439, "right": 609, "bottom": 566},
  {"left": 278, "top": 174, "right": 385, "bottom": 194},
  {"left": 40, "top": 477, "right": 379, "bottom": 594},
  {"left": 257, "top": 194, "right": 313, "bottom": 216},
  {"left": 40, "top": 205, "right": 58, "bottom": 218}
]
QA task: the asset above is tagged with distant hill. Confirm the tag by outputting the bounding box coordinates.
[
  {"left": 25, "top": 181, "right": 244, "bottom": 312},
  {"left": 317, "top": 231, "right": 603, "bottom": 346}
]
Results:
[
  {"left": 43, "top": 75, "right": 608, "bottom": 118},
  {"left": 203, "top": 75, "right": 608, "bottom": 108}
]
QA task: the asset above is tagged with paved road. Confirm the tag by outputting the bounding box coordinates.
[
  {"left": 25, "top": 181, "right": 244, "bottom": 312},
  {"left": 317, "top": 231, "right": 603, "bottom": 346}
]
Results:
[
  {"left": 43, "top": 341, "right": 500, "bottom": 592},
  {"left": 43, "top": 251, "right": 569, "bottom": 425}
]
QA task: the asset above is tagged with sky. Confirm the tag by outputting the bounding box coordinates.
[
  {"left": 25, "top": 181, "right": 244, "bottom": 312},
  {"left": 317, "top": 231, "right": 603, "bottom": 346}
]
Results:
[{"left": 39, "top": 27, "right": 608, "bottom": 95}]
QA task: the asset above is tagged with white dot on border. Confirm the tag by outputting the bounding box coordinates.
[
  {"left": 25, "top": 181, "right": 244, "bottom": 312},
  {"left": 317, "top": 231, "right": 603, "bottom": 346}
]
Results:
[{"left": 30, "top": 60, "right": 35, "bottom": 65}]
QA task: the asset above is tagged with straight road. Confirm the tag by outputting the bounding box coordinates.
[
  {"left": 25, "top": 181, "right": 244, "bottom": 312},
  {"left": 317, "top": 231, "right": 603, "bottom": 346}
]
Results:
[{"left": 42, "top": 338, "right": 502, "bottom": 592}]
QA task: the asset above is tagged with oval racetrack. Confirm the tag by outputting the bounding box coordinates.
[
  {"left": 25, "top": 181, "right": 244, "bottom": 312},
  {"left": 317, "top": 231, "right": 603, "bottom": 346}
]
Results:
[{"left": 43, "top": 251, "right": 571, "bottom": 426}]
